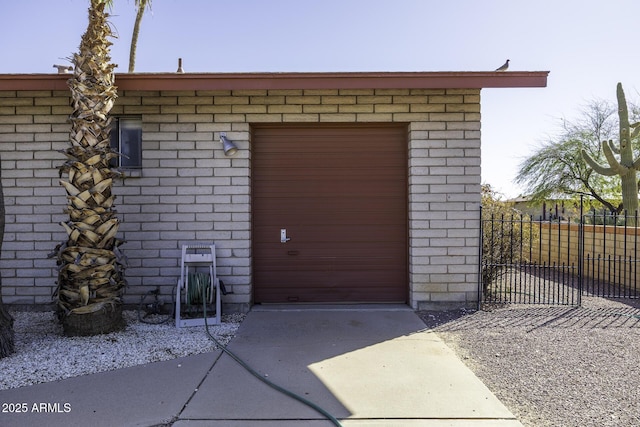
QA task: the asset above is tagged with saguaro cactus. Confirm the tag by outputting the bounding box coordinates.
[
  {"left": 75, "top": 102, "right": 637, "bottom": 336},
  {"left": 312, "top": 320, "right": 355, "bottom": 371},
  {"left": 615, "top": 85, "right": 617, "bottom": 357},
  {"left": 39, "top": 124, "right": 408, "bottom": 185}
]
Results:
[{"left": 582, "top": 82, "right": 640, "bottom": 216}]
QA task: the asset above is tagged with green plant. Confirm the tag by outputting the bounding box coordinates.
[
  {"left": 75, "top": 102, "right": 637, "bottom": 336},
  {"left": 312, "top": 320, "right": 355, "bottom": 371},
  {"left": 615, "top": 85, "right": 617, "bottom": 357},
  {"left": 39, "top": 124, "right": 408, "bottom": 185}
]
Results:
[
  {"left": 481, "top": 185, "right": 538, "bottom": 297},
  {"left": 515, "top": 97, "right": 623, "bottom": 213},
  {"left": 582, "top": 83, "right": 640, "bottom": 217}
]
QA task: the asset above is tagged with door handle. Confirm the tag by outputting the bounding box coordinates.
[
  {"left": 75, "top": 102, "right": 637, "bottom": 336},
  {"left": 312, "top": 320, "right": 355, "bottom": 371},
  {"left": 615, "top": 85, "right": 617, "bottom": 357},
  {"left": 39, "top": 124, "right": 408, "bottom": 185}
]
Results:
[{"left": 280, "top": 229, "right": 291, "bottom": 243}]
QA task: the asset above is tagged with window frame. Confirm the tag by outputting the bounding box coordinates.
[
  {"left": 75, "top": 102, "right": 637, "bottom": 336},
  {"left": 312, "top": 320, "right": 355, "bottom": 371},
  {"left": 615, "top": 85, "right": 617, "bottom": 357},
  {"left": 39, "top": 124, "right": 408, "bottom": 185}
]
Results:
[{"left": 110, "top": 116, "right": 143, "bottom": 170}]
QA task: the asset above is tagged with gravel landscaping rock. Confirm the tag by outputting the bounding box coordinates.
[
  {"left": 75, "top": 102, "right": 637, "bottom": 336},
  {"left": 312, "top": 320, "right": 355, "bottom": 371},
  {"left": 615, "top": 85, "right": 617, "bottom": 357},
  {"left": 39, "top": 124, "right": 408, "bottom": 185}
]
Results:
[
  {"left": 0, "top": 310, "right": 244, "bottom": 391},
  {"left": 418, "top": 296, "right": 640, "bottom": 427},
  {"left": 4, "top": 296, "right": 639, "bottom": 427}
]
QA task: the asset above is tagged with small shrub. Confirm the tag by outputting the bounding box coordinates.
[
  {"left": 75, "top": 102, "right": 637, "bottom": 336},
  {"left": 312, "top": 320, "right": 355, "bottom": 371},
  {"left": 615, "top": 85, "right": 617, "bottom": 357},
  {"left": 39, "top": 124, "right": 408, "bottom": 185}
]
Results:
[{"left": 481, "top": 185, "right": 538, "bottom": 297}]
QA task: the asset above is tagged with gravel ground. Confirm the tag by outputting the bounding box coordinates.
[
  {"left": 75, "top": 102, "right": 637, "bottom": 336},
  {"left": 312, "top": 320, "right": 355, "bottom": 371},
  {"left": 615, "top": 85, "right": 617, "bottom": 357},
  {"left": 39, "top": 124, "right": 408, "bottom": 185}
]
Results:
[
  {"left": 4, "top": 296, "right": 639, "bottom": 426},
  {"left": 0, "top": 310, "right": 244, "bottom": 391},
  {"left": 418, "top": 296, "right": 640, "bottom": 427}
]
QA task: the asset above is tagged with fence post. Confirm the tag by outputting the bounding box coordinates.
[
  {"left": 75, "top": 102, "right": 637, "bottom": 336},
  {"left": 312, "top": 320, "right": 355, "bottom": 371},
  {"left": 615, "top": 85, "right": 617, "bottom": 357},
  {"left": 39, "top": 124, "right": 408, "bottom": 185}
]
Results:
[
  {"left": 629, "top": 210, "right": 638, "bottom": 296},
  {"left": 577, "top": 196, "right": 583, "bottom": 306},
  {"left": 477, "top": 206, "right": 483, "bottom": 310}
]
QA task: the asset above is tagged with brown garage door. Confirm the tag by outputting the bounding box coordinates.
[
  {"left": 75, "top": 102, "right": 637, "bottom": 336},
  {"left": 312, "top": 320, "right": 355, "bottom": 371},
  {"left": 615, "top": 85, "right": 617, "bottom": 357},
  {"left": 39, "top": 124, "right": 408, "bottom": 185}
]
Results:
[{"left": 252, "top": 124, "right": 408, "bottom": 303}]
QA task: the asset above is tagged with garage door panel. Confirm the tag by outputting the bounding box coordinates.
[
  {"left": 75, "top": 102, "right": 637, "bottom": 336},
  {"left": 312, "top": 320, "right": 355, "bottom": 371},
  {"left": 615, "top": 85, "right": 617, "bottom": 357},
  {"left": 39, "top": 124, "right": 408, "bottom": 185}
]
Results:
[
  {"left": 254, "top": 133, "right": 404, "bottom": 152},
  {"left": 255, "top": 160, "right": 405, "bottom": 171},
  {"left": 253, "top": 245, "right": 408, "bottom": 260},
  {"left": 256, "top": 282, "right": 406, "bottom": 303},
  {"left": 273, "top": 225, "right": 406, "bottom": 243},
  {"left": 254, "top": 208, "right": 405, "bottom": 228},
  {"left": 255, "top": 258, "right": 405, "bottom": 274},
  {"left": 254, "top": 198, "right": 402, "bottom": 213},
  {"left": 255, "top": 289, "right": 400, "bottom": 304},
  {"left": 252, "top": 124, "right": 408, "bottom": 303},
  {"left": 253, "top": 225, "right": 407, "bottom": 246},
  {"left": 254, "top": 177, "right": 405, "bottom": 197},
  {"left": 255, "top": 271, "right": 406, "bottom": 303},
  {"left": 253, "top": 192, "right": 405, "bottom": 204},
  {"left": 254, "top": 197, "right": 406, "bottom": 216}
]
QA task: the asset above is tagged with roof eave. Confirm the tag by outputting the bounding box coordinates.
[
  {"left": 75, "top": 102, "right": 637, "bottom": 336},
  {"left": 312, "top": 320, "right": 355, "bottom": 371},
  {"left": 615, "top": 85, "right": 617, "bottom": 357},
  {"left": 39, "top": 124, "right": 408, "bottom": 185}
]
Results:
[{"left": 0, "top": 71, "right": 549, "bottom": 91}]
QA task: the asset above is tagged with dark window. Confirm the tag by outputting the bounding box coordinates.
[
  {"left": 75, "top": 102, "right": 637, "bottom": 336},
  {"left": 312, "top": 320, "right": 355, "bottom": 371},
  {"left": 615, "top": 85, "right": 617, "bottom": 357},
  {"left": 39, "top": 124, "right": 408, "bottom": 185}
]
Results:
[{"left": 110, "top": 117, "right": 142, "bottom": 168}]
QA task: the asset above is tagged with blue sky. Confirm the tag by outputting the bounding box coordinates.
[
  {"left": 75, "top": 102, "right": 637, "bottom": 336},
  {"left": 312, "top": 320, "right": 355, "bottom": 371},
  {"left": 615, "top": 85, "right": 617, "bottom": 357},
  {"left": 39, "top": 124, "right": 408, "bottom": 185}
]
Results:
[{"left": 2, "top": 0, "right": 639, "bottom": 198}]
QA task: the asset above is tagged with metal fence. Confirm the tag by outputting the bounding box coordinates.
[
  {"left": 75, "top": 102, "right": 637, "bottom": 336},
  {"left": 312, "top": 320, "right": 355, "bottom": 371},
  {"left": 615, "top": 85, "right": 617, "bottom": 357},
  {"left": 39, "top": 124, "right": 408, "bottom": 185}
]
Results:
[
  {"left": 479, "top": 203, "right": 640, "bottom": 307},
  {"left": 581, "top": 209, "right": 640, "bottom": 299}
]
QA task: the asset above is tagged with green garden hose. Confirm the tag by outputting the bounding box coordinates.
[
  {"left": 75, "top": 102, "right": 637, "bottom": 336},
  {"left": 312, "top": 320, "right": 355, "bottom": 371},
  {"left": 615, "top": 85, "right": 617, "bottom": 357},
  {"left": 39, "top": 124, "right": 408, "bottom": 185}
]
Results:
[
  {"left": 187, "top": 272, "right": 213, "bottom": 306},
  {"left": 200, "top": 284, "right": 343, "bottom": 427}
]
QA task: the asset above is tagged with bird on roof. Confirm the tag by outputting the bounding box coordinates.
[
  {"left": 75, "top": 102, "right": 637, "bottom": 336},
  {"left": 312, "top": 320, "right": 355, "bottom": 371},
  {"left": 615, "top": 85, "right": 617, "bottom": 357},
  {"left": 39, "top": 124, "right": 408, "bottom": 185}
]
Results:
[
  {"left": 495, "top": 59, "right": 510, "bottom": 71},
  {"left": 53, "top": 64, "right": 73, "bottom": 74}
]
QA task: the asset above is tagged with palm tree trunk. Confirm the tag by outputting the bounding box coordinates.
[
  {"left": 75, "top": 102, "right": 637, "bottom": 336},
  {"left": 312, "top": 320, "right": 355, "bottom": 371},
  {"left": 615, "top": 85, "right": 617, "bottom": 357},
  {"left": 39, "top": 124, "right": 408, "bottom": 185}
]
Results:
[
  {"left": 128, "top": 0, "right": 148, "bottom": 72},
  {"left": 0, "top": 160, "right": 15, "bottom": 358},
  {"left": 54, "top": 0, "right": 125, "bottom": 336},
  {"left": 0, "top": 304, "right": 13, "bottom": 359}
]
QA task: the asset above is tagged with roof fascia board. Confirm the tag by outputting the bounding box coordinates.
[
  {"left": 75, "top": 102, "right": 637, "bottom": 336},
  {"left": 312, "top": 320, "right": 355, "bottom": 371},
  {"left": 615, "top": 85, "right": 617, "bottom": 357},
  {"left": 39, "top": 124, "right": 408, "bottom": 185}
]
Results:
[{"left": 0, "top": 71, "right": 549, "bottom": 91}]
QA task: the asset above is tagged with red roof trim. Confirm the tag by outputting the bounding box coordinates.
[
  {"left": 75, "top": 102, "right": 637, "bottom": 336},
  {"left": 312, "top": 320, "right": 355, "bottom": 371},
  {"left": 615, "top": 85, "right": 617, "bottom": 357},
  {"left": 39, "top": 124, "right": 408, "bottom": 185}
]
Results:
[{"left": 0, "top": 71, "right": 549, "bottom": 91}]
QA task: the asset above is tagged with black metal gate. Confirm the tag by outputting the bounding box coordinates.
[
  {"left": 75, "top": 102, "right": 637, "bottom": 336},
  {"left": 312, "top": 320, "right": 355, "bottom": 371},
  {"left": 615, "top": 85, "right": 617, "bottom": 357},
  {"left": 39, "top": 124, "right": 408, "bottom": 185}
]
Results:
[
  {"left": 580, "top": 209, "right": 640, "bottom": 299},
  {"left": 479, "top": 202, "right": 640, "bottom": 307}
]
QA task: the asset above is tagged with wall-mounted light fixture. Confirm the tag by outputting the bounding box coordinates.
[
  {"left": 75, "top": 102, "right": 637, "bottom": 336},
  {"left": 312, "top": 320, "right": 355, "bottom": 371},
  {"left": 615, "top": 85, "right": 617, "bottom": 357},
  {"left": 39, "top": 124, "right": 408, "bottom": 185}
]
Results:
[{"left": 219, "top": 132, "right": 238, "bottom": 157}]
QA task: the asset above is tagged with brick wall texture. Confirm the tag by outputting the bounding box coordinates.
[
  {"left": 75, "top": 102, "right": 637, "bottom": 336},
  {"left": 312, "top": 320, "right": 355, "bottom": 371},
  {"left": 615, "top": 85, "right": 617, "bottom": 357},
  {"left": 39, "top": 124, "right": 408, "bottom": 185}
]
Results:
[{"left": 0, "top": 88, "right": 481, "bottom": 311}]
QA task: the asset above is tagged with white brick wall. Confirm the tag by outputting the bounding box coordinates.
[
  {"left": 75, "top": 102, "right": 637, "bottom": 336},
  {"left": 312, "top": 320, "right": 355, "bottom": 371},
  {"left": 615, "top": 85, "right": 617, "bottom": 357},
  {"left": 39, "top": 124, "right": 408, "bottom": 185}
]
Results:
[{"left": 0, "top": 88, "right": 481, "bottom": 311}]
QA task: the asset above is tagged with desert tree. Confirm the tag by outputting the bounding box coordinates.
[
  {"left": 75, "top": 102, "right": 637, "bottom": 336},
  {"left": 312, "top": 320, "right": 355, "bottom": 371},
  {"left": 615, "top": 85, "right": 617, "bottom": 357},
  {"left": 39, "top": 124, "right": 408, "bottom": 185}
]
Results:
[{"left": 516, "top": 98, "right": 624, "bottom": 213}]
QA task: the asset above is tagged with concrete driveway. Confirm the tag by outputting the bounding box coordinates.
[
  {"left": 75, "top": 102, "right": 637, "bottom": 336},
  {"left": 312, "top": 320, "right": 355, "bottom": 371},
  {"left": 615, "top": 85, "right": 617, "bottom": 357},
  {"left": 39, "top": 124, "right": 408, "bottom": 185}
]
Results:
[{"left": 0, "top": 305, "right": 522, "bottom": 426}]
